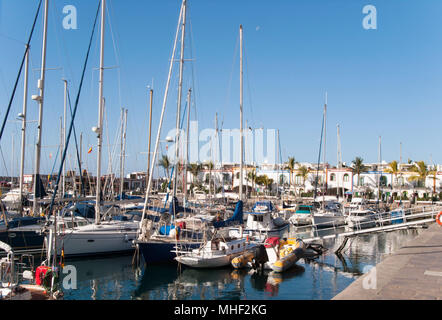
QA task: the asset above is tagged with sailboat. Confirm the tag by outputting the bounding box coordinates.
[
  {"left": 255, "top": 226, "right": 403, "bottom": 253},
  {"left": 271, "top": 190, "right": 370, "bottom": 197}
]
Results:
[
  {"left": 50, "top": 0, "right": 138, "bottom": 257},
  {"left": 135, "top": 0, "right": 206, "bottom": 264},
  {"left": 311, "top": 94, "right": 345, "bottom": 229}
]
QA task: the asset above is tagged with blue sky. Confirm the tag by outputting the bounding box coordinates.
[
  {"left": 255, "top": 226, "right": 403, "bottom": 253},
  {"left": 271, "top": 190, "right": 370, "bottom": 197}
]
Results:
[{"left": 0, "top": 0, "right": 442, "bottom": 178}]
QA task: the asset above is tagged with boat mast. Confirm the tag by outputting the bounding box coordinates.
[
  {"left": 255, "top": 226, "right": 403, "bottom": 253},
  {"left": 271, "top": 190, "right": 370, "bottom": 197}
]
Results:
[
  {"left": 19, "top": 45, "right": 29, "bottom": 215},
  {"left": 95, "top": 0, "right": 106, "bottom": 224},
  {"left": 377, "top": 135, "right": 381, "bottom": 206},
  {"left": 276, "top": 129, "right": 280, "bottom": 198},
  {"left": 184, "top": 88, "right": 191, "bottom": 204},
  {"left": 172, "top": 0, "right": 187, "bottom": 208},
  {"left": 122, "top": 109, "right": 128, "bottom": 197},
  {"left": 62, "top": 79, "right": 67, "bottom": 198},
  {"left": 322, "top": 92, "right": 327, "bottom": 209},
  {"left": 336, "top": 124, "right": 340, "bottom": 198},
  {"left": 239, "top": 24, "right": 244, "bottom": 202},
  {"left": 399, "top": 141, "right": 402, "bottom": 204},
  {"left": 146, "top": 88, "right": 153, "bottom": 189},
  {"left": 140, "top": 2, "right": 184, "bottom": 222},
  {"left": 119, "top": 108, "right": 124, "bottom": 199},
  {"left": 11, "top": 135, "right": 14, "bottom": 186},
  {"left": 32, "top": 0, "right": 48, "bottom": 216}
]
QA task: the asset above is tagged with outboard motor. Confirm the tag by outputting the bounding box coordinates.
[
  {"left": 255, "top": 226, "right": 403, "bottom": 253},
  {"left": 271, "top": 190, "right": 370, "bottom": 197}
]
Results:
[{"left": 252, "top": 244, "right": 268, "bottom": 272}]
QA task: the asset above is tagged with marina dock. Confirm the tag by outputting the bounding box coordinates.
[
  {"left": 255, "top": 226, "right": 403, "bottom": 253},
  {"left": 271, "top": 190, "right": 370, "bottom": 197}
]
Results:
[{"left": 333, "top": 222, "right": 442, "bottom": 300}]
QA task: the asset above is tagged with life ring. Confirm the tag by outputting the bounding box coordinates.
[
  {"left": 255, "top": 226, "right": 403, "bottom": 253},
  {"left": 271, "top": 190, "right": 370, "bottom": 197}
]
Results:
[{"left": 436, "top": 212, "right": 442, "bottom": 226}]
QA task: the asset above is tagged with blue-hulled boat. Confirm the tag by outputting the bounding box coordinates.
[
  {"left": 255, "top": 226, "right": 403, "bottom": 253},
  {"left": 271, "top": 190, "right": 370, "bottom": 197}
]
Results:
[
  {"left": 0, "top": 216, "right": 46, "bottom": 254},
  {"left": 136, "top": 200, "right": 245, "bottom": 264}
]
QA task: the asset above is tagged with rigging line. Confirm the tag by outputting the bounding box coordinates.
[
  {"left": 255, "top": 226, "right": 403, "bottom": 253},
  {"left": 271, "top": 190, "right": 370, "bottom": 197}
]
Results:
[
  {"left": 51, "top": 1, "right": 76, "bottom": 85},
  {"left": 222, "top": 31, "right": 240, "bottom": 123},
  {"left": 67, "top": 86, "right": 85, "bottom": 196},
  {"left": 0, "top": 0, "right": 42, "bottom": 143},
  {"left": 0, "top": 146, "right": 10, "bottom": 178},
  {"left": 48, "top": 0, "right": 101, "bottom": 215},
  {"left": 243, "top": 42, "right": 256, "bottom": 129},
  {"left": 313, "top": 108, "right": 325, "bottom": 201},
  {"left": 49, "top": 2, "right": 66, "bottom": 81},
  {"left": 187, "top": 13, "right": 198, "bottom": 119},
  {"left": 48, "top": 146, "right": 61, "bottom": 181},
  {"left": 106, "top": 0, "right": 123, "bottom": 109}
]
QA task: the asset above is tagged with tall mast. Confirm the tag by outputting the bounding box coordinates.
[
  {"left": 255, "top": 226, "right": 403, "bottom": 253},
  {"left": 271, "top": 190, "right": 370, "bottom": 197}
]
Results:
[
  {"left": 19, "top": 45, "right": 29, "bottom": 215},
  {"left": 184, "top": 88, "right": 191, "bottom": 203},
  {"left": 119, "top": 108, "right": 124, "bottom": 199},
  {"left": 62, "top": 79, "right": 67, "bottom": 198},
  {"left": 337, "top": 124, "right": 344, "bottom": 199},
  {"left": 79, "top": 132, "right": 83, "bottom": 196},
  {"left": 11, "top": 135, "right": 14, "bottom": 185},
  {"left": 146, "top": 88, "right": 153, "bottom": 189},
  {"left": 32, "top": 0, "right": 49, "bottom": 215},
  {"left": 322, "top": 92, "right": 327, "bottom": 208},
  {"left": 336, "top": 124, "right": 340, "bottom": 198},
  {"left": 276, "top": 129, "right": 280, "bottom": 197},
  {"left": 172, "top": 0, "right": 187, "bottom": 204},
  {"left": 399, "top": 141, "right": 402, "bottom": 204},
  {"left": 95, "top": 0, "right": 106, "bottom": 224},
  {"left": 141, "top": 2, "right": 184, "bottom": 222},
  {"left": 121, "top": 109, "right": 128, "bottom": 198},
  {"left": 377, "top": 135, "right": 381, "bottom": 205},
  {"left": 239, "top": 24, "right": 244, "bottom": 202}
]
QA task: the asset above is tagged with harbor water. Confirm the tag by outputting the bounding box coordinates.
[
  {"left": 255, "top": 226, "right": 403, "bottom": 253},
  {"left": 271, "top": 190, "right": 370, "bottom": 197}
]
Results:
[{"left": 61, "top": 227, "right": 424, "bottom": 300}]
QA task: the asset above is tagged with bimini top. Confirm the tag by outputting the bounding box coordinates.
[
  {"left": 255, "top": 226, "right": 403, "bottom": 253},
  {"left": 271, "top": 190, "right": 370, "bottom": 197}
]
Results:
[{"left": 212, "top": 200, "right": 244, "bottom": 229}]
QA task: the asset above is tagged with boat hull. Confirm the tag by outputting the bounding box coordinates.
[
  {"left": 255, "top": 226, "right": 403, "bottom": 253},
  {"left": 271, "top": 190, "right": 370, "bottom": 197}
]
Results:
[
  {"left": 138, "top": 240, "right": 202, "bottom": 264},
  {"left": 0, "top": 228, "right": 44, "bottom": 254},
  {"left": 312, "top": 215, "right": 346, "bottom": 228}
]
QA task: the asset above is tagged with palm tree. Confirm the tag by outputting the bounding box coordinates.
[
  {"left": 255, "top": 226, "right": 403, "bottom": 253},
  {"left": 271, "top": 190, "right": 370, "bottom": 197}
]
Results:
[
  {"left": 159, "top": 155, "right": 171, "bottom": 179},
  {"left": 385, "top": 160, "right": 400, "bottom": 187},
  {"left": 409, "top": 161, "right": 433, "bottom": 191},
  {"left": 189, "top": 163, "right": 202, "bottom": 184},
  {"left": 247, "top": 170, "right": 257, "bottom": 195},
  {"left": 352, "top": 157, "right": 367, "bottom": 187},
  {"left": 299, "top": 165, "right": 309, "bottom": 194},
  {"left": 285, "top": 157, "right": 296, "bottom": 190}
]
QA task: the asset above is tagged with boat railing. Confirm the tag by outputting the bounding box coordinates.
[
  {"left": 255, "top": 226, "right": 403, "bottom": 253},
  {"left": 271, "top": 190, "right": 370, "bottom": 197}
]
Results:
[{"left": 293, "top": 205, "right": 442, "bottom": 238}]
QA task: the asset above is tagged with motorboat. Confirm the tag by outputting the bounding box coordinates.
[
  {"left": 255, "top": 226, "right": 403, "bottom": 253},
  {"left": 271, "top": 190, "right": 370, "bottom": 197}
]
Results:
[
  {"left": 286, "top": 204, "right": 313, "bottom": 226},
  {"left": 228, "top": 201, "right": 289, "bottom": 241},
  {"left": 345, "top": 208, "right": 378, "bottom": 230},
  {"left": 312, "top": 201, "right": 346, "bottom": 228}
]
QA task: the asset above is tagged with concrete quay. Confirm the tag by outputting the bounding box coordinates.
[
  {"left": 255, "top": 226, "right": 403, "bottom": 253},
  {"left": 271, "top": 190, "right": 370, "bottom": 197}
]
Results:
[{"left": 333, "top": 222, "right": 442, "bottom": 300}]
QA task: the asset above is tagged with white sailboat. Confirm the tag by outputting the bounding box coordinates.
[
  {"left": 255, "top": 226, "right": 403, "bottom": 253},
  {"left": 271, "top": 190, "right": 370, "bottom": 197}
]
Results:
[
  {"left": 52, "top": 0, "right": 138, "bottom": 257},
  {"left": 311, "top": 94, "right": 345, "bottom": 229},
  {"left": 175, "top": 235, "right": 257, "bottom": 268}
]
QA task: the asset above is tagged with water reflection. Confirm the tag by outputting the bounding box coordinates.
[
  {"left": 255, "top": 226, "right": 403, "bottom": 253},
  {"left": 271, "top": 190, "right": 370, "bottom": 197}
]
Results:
[{"left": 60, "top": 228, "right": 424, "bottom": 300}]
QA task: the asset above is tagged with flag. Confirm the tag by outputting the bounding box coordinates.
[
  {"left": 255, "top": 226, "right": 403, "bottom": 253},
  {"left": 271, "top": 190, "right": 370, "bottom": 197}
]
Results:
[{"left": 88, "top": 146, "right": 93, "bottom": 154}]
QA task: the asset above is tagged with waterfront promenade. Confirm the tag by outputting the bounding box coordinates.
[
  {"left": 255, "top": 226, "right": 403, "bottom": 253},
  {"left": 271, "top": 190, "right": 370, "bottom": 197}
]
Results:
[{"left": 333, "top": 222, "right": 442, "bottom": 300}]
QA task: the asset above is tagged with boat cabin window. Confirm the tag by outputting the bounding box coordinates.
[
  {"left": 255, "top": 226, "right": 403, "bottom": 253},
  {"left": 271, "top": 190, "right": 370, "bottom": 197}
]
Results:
[
  {"left": 253, "top": 215, "right": 264, "bottom": 222},
  {"left": 211, "top": 241, "right": 220, "bottom": 250}
]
